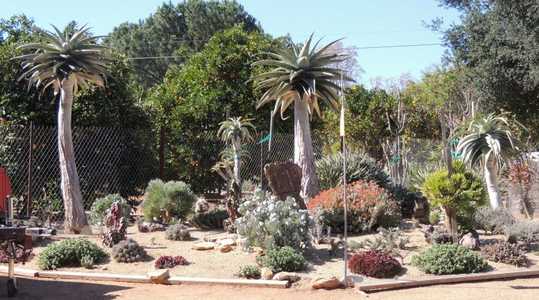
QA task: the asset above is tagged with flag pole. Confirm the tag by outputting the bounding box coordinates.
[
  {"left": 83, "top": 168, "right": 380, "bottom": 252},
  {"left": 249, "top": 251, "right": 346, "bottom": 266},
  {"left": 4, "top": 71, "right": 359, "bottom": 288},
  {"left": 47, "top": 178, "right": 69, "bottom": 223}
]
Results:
[{"left": 339, "top": 73, "right": 348, "bottom": 285}]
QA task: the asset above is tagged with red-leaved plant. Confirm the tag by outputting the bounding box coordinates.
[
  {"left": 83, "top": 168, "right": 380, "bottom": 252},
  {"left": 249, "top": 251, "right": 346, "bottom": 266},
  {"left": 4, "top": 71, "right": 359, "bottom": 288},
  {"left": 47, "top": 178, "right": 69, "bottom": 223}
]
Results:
[
  {"left": 154, "top": 255, "right": 189, "bottom": 269},
  {"left": 308, "top": 180, "right": 400, "bottom": 233},
  {"left": 348, "top": 250, "right": 401, "bottom": 278}
]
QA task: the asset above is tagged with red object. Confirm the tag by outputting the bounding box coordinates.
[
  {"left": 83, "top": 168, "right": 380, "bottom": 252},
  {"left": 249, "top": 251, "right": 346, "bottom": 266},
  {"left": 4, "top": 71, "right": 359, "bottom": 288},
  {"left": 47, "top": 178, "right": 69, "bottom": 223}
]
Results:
[{"left": 0, "top": 167, "right": 12, "bottom": 212}]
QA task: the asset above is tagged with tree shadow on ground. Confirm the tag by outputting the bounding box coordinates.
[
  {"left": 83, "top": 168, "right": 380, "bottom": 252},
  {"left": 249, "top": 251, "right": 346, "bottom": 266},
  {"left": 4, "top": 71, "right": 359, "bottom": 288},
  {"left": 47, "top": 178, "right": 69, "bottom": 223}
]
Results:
[{"left": 0, "top": 276, "right": 131, "bottom": 300}]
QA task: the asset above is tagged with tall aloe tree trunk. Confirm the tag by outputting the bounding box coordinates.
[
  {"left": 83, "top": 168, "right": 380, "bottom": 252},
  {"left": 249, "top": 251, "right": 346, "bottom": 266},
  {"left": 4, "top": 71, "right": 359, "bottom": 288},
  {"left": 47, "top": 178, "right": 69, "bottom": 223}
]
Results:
[
  {"left": 58, "top": 77, "right": 89, "bottom": 233},
  {"left": 484, "top": 159, "right": 501, "bottom": 209},
  {"left": 294, "top": 98, "right": 320, "bottom": 199},
  {"left": 232, "top": 139, "right": 241, "bottom": 185}
]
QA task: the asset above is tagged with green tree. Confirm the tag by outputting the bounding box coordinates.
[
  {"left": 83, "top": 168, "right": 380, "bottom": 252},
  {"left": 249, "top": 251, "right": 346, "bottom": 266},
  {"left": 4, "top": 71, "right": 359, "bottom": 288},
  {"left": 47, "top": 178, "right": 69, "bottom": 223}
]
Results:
[
  {"left": 439, "top": 0, "right": 539, "bottom": 141},
  {"left": 421, "top": 161, "right": 486, "bottom": 239},
  {"left": 252, "top": 35, "right": 353, "bottom": 198},
  {"left": 147, "top": 26, "right": 281, "bottom": 192},
  {"left": 106, "top": 0, "right": 259, "bottom": 88},
  {"left": 16, "top": 24, "right": 109, "bottom": 233},
  {"left": 457, "top": 113, "right": 518, "bottom": 209}
]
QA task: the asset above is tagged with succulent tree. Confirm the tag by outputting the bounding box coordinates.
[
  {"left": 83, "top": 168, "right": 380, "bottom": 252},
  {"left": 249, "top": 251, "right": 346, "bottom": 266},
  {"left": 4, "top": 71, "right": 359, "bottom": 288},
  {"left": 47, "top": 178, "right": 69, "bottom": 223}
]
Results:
[
  {"left": 253, "top": 34, "right": 353, "bottom": 198},
  {"left": 217, "top": 117, "right": 256, "bottom": 185},
  {"left": 457, "top": 114, "right": 517, "bottom": 209},
  {"left": 15, "top": 25, "right": 109, "bottom": 233}
]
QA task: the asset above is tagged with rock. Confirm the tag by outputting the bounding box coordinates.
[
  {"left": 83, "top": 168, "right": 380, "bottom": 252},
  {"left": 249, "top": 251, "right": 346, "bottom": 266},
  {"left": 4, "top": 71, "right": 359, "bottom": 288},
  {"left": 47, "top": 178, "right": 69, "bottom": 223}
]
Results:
[
  {"left": 272, "top": 272, "right": 301, "bottom": 283},
  {"left": 253, "top": 247, "right": 265, "bottom": 256},
  {"left": 260, "top": 267, "right": 273, "bottom": 280},
  {"left": 195, "top": 198, "right": 210, "bottom": 213},
  {"left": 264, "top": 161, "right": 306, "bottom": 209},
  {"left": 148, "top": 269, "right": 170, "bottom": 284},
  {"left": 413, "top": 196, "right": 430, "bottom": 224},
  {"left": 192, "top": 242, "right": 216, "bottom": 250},
  {"left": 219, "top": 244, "right": 233, "bottom": 253},
  {"left": 459, "top": 232, "right": 480, "bottom": 250},
  {"left": 340, "top": 275, "right": 363, "bottom": 288},
  {"left": 217, "top": 238, "right": 236, "bottom": 247},
  {"left": 311, "top": 276, "right": 342, "bottom": 290},
  {"left": 138, "top": 221, "right": 166, "bottom": 233}
]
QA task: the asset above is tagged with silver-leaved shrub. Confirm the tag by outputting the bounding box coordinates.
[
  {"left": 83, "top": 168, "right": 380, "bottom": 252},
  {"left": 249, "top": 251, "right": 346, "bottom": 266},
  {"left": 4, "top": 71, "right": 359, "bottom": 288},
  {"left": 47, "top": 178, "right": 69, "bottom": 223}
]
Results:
[{"left": 236, "top": 189, "right": 312, "bottom": 250}]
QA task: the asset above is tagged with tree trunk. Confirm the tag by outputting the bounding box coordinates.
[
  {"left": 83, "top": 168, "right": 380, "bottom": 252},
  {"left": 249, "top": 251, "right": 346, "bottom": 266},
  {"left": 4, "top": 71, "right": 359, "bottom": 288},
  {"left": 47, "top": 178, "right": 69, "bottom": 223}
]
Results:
[
  {"left": 58, "top": 77, "right": 89, "bottom": 233},
  {"left": 484, "top": 160, "right": 501, "bottom": 209},
  {"left": 232, "top": 139, "right": 241, "bottom": 185},
  {"left": 294, "top": 98, "right": 320, "bottom": 199},
  {"left": 443, "top": 205, "right": 458, "bottom": 242}
]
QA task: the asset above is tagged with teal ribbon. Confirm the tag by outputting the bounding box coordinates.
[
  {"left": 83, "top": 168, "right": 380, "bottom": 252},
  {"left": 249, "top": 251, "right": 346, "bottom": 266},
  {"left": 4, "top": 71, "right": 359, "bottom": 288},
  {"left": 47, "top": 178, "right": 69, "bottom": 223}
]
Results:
[{"left": 258, "top": 133, "right": 272, "bottom": 144}]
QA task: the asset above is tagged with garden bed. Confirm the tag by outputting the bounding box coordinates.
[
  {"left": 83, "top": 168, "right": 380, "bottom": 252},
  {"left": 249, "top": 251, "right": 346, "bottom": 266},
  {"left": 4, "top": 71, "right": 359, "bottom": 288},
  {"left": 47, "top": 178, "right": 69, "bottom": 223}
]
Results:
[{"left": 4, "top": 223, "right": 539, "bottom": 288}]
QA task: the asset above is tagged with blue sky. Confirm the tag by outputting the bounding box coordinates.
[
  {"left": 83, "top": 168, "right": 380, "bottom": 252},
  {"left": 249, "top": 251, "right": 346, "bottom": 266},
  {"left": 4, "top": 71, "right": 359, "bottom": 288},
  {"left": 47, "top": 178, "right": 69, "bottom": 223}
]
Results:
[{"left": 2, "top": 0, "right": 461, "bottom": 85}]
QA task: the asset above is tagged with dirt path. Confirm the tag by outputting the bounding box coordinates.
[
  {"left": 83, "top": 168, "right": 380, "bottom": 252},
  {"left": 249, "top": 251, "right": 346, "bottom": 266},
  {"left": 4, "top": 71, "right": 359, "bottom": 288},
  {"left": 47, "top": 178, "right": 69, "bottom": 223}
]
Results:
[{"left": 2, "top": 276, "right": 539, "bottom": 300}]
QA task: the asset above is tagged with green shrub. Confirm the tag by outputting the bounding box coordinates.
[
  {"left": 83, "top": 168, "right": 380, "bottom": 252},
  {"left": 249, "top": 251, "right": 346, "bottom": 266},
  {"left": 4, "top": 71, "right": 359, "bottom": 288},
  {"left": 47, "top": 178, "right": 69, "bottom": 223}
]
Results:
[
  {"left": 474, "top": 207, "right": 514, "bottom": 234},
  {"left": 142, "top": 179, "right": 197, "bottom": 223},
  {"left": 504, "top": 220, "right": 539, "bottom": 245},
  {"left": 316, "top": 151, "right": 390, "bottom": 190},
  {"left": 257, "top": 246, "right": 306, "bottom": 273},
  {"left": 412, "top": 244, "right": 488, "bottom": 275},
  {"left": 352, "top": 227, "right": 409, "bottom": 257},
  {"left": 38, "top": 239, "right": 107, "bottom": 270},
  {"left": 111, "top": 238, "right": 148, "bottom": 263},
  {"left": 238, "top": 265, "right": 261, "bottom": 279},
  {"left": 236, "top": 189, "right": 312, "bottom": 250},
  {"left": 89, "top": 194, "right": 131, "bottom": 226},
  {"left": 429, "top": 209, "right": 441, "bottom": 225},
  {"left": 165, "top": 224, "right": 191, "bottom": 241},
  {"left": 421, "top": 161, "right": 486, "bottom": 232},
  {"left": 481, "top": 242, "right": 528, "bottom": 267},
  {"left": 190, "top": 209, "right": 228, "bottom": 229}
]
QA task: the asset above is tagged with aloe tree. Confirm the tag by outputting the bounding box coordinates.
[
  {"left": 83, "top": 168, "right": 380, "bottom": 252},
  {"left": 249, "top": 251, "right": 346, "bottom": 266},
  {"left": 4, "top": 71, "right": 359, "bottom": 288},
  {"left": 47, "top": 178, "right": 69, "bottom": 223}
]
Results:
[
  {"left": 253, "top": 34, "right": 353, "bottom": 198},
  {"left": 217, "top": 117, "right": 256, "bottom": 185},
  {"left": 15, "top": 25, "right": 109, "bottom": 233},
  {"left": 457, "top": 114, "right": 517, "bottom": 209}
]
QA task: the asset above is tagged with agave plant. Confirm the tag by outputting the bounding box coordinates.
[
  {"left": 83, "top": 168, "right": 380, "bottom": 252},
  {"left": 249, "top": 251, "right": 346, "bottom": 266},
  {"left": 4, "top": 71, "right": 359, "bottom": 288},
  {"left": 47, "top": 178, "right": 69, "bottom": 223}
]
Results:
[
  {"left": 252, "top": 34, "right": 354, "bottom": 198},
  {"left": 15, "top": 24, "right": 109, "bottom": 233},
  {"left": 457, "top": 113, "right": 518, "bottom": 209}
]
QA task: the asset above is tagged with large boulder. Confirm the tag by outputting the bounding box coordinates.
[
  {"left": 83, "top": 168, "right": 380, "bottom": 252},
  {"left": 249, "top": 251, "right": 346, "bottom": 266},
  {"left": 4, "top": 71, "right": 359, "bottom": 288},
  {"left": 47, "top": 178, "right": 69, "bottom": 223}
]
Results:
[
  {"left": 459, "top": 231, "right": 480, "bottom": 250},
  {"left": 260, "top": 267, "right": 273, "bottom": 280},
  {"left": 264, "top": 161, "right": 306, "bottom": 209}
]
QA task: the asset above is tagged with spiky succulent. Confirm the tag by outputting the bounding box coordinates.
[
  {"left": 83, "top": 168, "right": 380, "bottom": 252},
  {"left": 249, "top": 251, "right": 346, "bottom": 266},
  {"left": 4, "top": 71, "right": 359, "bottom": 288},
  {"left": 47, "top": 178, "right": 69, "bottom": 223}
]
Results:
[
  {"left": 15, "top": 24, "right": 110, "bottom": 95},
  {"left": 252, "top": 34, "right": 353, "bottom": 118}
]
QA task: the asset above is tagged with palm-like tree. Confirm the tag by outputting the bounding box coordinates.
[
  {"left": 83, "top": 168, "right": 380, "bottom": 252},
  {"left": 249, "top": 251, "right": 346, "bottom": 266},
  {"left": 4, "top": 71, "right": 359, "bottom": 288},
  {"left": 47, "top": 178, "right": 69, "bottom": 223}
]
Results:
[
  {"left": 253, "top": 34, "right": 353, "bottom": 198},
  {"left": 217, "top": 117, "right": 256, "bottom": 185},
  {"left": 15, "top": 25, "right": 109, "bottom": 233},
  {"left": 457, "top": 113, "right": 517, "bottom": 209}
]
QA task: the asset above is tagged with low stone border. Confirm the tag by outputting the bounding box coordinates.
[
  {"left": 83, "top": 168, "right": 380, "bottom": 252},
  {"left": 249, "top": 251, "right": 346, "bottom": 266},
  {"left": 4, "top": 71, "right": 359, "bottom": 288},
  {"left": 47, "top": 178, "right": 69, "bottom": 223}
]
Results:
[
  {"left": 0, "top": 266, "right": 289, "bottom": 288},
  {"left": 358, "top": 269, "right": 539, "bottom": 292}
]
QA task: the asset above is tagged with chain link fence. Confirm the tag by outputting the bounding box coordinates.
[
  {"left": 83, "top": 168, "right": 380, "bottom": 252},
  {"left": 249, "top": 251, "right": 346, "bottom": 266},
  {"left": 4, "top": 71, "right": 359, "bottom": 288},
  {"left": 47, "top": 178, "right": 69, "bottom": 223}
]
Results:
[{"left": 0, "top": 124, "right": 323, "bottom": 224}]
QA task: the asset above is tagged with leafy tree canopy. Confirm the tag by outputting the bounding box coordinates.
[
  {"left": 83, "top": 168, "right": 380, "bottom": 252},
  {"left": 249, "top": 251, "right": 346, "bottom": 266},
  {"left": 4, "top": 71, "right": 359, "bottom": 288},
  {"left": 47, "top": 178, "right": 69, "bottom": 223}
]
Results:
[
  {"left": 106, "top": 0, "right": 260, "bottom": 88},
  {"left": 439, "top": 0, "right": 539, "bottom": 141}
]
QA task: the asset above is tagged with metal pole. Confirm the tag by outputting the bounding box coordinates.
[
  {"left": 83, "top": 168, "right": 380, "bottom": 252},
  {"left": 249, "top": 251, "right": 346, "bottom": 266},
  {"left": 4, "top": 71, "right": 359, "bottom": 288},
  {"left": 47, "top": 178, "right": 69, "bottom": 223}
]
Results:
[
  {"left": 339, "top": 73, "right": 348, "bottom": 285},
  {"left": 26, "top": 121, "right": 34, "bottom": 218}
]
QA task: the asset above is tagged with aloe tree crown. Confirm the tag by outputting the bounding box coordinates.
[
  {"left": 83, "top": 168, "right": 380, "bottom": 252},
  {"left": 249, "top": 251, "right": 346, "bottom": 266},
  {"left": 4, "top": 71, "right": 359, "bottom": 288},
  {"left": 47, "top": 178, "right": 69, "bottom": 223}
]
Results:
[
  {"left": 457, "top": 113, "right": 517, "bottom": 170},
  {"left": 252, "top": 34, "right": 354, "bottom": 119},
  {"left": 15, "top": 24, "right": 110, "bottom": 95},
  {"left": 217, "top": 117, "right": 256, "bottom": 144}
]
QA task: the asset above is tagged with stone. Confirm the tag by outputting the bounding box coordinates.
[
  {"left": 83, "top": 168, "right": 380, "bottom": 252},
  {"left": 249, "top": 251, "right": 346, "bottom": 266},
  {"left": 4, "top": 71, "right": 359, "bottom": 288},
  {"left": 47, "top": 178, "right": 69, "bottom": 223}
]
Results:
[
  {"left": 192, "top": 242, "right": 216, "bottom": 250},
  {"left": 311, "top": 276, "right": 342, "bottom": 290},
  {"left": 219, "top": 244, "right": 233, "bottom": 253},
  {"left": 459, "top": 232, "right": 480, "bottom": 250},
  {"left": 253, "top": 247, "right": 265, "bottom": 256},
  {"left": 195, "top": 198, "right": 210, "bottom": 213},
  {"left": 264, "top": 161, "right": 306, "bottom": 208},
  {"left": 260, "top": 267, "right": 273, "bottom": 280},
  {"left": 217, "top": 238, "right": 236, "bottom": 247},
  {"left": 148, "top": 269, "right": 170, "bottom": 284},
  {"left": 138, "top": 221, "right": 165, "bottom": 233},
  {"left": 339, "top": 275, "right": 363, "bottom": 288},
  {"left": 272, "top": 272, "right": 301, "bottom": 283}
]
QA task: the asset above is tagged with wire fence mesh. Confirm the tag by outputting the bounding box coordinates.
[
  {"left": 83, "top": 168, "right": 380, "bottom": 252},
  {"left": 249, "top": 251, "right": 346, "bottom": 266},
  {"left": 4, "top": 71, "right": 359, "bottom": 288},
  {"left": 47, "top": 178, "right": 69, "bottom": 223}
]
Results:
[{"left": 0, "top": 124, "right": 323, "bottom": 225}]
